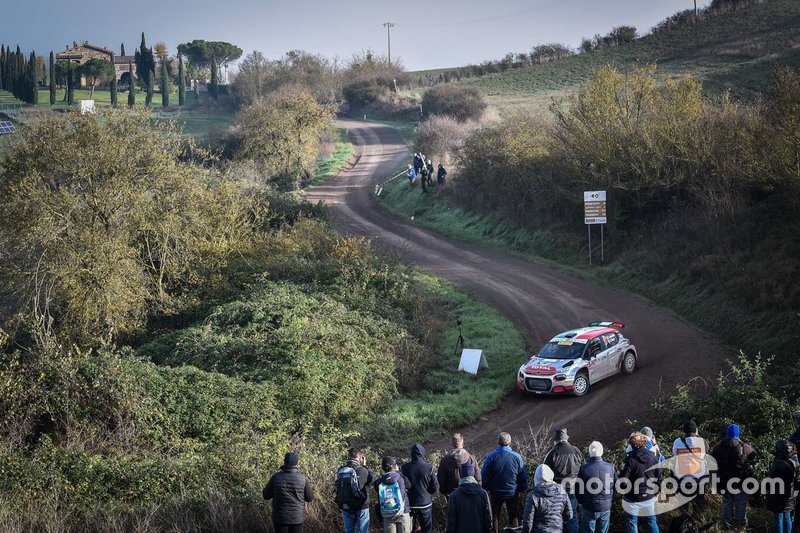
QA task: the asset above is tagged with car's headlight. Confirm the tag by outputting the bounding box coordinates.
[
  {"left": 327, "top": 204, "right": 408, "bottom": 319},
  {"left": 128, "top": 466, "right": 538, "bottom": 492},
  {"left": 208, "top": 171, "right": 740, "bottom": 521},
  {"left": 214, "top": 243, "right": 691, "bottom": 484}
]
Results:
[{"left": 554, "top": 374, "right": 566, "bottom": 381}]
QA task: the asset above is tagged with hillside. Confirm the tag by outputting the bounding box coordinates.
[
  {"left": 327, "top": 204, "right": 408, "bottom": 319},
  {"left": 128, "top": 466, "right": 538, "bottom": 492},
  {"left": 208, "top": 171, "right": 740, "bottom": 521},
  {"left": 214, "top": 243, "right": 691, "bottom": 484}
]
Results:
[{"left": 452, "top": 0, "right": 800, "bottom": 114}]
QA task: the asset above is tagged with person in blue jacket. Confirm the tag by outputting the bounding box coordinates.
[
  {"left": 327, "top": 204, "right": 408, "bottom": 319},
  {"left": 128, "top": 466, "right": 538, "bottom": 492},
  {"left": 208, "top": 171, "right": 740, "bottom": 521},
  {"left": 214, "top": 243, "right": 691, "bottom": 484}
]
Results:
[
  {"left": 577, "top": 441, "right": 617, "bottom": 533},
  {"left": 481, "top": 432, "right": 528, "bottom": 533},
  {"left": 406, "top": 164, "right": 417, "bottom": 186}
]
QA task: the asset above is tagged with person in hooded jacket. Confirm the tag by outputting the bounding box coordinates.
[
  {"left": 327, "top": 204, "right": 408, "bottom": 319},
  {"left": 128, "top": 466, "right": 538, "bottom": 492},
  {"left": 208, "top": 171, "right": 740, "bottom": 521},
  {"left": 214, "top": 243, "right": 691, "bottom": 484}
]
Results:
[
  {"left": 619, "top": 432, "right": 661, "bottom": 533},
  {"left": 425, "top": 160, "right": 434, "bottom": 187},
  {"left": 522, "top": 464, "right": 572, "bottom": 533},
  {"left": 400, "top": 443, "right": 439, "bottom": 533},
  {"left": 375, "top": 456, "right": 413, "bottom": 533},
  {"left": 711, "top": 423, "right": 756, "bottom": 529},
  {"left": 577, "top": 441, "right": 616, "bottom": 533},
  {"left": 438, "top": 433, "right": 482, "bottom": 500},
  {"left": 437, "top": 163, "right": 447, "bottom": 186},
  {"left": 766, "top": 440, "right": 799, "bottom": 533},
  {"left": 446, "top": 461, "right": 493, "bottom": 533},
  {"left": 543, "top": 428, "right": 585, "bottom": 533},
  {"left": 482, "top": 432, "right": 528, "bottom": 533},
  {"left": 337, "top": 447, "right": 375, "bottom": 533},
  {"left": 263, "top": 452, "right": 315, "bottom": 533}
]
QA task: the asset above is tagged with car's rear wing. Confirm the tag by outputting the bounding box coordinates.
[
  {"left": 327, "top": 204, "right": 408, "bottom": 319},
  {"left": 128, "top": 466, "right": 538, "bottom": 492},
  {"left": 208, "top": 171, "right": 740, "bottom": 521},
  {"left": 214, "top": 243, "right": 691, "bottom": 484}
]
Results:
[{"left": 588, "top": 321, "right": 625, "bottom": 329}]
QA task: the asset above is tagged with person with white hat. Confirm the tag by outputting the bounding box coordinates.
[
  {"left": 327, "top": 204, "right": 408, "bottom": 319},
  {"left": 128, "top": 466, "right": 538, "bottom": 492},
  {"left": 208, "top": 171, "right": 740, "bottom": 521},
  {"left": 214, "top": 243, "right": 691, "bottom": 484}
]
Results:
[
  {"left": 577, "top": 441, "right": 617, "bottom": 533},
  {"left": 522, "top": 464, "right": 572, "bottom": 533}
]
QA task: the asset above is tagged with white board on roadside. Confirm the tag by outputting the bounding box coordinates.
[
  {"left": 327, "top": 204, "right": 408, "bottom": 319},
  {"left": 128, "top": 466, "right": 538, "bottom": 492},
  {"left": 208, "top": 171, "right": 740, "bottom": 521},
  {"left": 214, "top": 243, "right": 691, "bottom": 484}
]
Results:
[{"left": 458, "top": 349, "right": 488, "bottom": 375}]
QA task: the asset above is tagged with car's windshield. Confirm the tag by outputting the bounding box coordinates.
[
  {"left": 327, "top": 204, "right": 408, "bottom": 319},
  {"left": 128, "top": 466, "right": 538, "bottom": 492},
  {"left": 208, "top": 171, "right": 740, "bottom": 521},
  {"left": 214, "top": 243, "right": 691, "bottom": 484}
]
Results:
[{"left": 536, "top": 341, "right": 585, "bottom": 360}]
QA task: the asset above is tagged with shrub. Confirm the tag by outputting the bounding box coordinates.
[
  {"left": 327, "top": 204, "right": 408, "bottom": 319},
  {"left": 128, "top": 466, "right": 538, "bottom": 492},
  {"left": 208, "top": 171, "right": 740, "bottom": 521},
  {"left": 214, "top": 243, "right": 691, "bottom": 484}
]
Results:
[
  {"left": 414, "top": 114, "right": 471, "bottom": 163},
  {"left": 421, "top": 85, "right": 487, "bottom": 122}
]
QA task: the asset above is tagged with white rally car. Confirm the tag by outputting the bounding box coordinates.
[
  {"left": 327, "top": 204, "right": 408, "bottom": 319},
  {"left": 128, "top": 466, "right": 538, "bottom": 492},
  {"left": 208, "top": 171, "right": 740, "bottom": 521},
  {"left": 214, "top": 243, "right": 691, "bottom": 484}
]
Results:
[{"left": 517, "top": 321, "right": 637, "bottom": 396}]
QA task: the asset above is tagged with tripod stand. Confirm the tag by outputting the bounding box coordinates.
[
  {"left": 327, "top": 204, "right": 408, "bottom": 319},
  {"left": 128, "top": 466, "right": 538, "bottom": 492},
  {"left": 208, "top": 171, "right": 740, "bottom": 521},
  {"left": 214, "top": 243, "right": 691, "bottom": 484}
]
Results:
[{"left": 452, "top": 318, "right": 465, "bottom": 357}]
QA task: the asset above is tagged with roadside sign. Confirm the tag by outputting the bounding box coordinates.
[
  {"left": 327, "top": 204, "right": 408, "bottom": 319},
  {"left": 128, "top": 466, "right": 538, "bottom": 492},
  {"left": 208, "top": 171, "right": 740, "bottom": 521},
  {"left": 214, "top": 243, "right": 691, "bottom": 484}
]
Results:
[{"left": 584, "top": 190, "right": 607, "bottom": 224}]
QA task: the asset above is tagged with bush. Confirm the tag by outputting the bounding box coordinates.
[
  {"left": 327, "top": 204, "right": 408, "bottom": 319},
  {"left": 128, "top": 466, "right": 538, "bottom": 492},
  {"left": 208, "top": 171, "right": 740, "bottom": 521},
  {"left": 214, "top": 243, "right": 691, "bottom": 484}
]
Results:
[
  {"left": 421, "top": 85, "right": 487, "bottom": 122},
  {"left": 414, "top": 114, "right": 471, "bottom": 162}
]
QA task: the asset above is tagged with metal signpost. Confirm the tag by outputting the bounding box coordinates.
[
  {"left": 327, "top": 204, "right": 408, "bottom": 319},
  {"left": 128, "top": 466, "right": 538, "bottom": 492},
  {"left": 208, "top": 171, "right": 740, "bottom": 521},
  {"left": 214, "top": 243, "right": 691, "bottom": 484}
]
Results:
[{"left": 584, "top": 190, "right": 607, "bottom": 266}]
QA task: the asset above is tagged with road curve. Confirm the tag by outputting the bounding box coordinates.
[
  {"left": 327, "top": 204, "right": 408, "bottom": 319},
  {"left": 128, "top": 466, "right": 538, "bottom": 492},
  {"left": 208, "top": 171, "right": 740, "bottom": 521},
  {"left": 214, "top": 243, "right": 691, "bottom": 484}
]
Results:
[{"left": 308, "top": 118, "right": 725, "bottom": 454}]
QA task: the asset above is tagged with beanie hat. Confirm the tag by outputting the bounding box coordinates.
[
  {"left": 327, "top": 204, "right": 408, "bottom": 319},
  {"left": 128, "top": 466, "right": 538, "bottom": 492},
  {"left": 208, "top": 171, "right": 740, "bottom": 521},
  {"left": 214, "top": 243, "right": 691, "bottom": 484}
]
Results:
[
  {"left": 381, "top": 456, "right": 396, "bottom": 472},
  {"left": 640, "top": 427, "right": 654, "bottom": 439},
  {"left": 534, "top": 464, "right": 555, "bottom": 485},
  {"left": 726, "top": 424, "right": 741, "bottom": 439},
  {"left": 588, "top": 441, "right": 604, "bottom": 458},
  {"left": 554, "top": 427, "right": 569, "bottom": 442},
  {"left": 682, "top": 420, "right": 698, "bottom": 435},
  {"left": 284, "top": 452, "right": 299, "bottom": 467},
  {"left": 460, "top": 461, "right": 476, "bottom": 478}
]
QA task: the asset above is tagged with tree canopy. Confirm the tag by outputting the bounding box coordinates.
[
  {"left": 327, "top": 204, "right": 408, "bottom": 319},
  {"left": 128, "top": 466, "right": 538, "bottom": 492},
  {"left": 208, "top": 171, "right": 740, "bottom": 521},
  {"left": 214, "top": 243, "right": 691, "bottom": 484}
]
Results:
[
  {"left": 177, "top": 39, "right": 242, "bottom": 68},
  {"left": 79, "top": 58, "right": 114, "bottom": 98}
]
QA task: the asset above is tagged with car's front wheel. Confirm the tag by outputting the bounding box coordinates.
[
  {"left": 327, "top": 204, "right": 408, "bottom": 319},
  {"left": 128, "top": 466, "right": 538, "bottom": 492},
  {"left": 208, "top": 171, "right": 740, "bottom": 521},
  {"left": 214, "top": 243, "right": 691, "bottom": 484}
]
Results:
[
  {"left": 622, "top": 351, "right": 636, "bottom": 375},
  {"left": 573, "top": 372, "right": 590, "bottom": 396}
]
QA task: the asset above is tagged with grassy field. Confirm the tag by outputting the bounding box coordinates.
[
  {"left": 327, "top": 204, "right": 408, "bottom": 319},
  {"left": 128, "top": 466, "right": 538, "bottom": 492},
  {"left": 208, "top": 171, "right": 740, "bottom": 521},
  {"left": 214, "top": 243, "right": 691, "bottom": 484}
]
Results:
[
  {"left": 362, "top": 272, "right": 525, "bottom": 450},
  {"left": 311, "top": 127, "right": 355, "bottom": 184},
  {"left": 448, "top": 0, "right": 800, "bottom": 115}
]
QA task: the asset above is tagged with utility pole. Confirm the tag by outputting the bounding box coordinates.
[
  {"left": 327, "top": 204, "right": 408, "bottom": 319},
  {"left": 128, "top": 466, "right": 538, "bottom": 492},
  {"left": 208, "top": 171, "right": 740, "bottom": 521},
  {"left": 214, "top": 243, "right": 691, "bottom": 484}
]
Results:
[
  {"left": 383, "top": 22, "right": 395, "bottom": 64},
  {"left": 694, "top": 0, "right": 698, "bottom": 20}
]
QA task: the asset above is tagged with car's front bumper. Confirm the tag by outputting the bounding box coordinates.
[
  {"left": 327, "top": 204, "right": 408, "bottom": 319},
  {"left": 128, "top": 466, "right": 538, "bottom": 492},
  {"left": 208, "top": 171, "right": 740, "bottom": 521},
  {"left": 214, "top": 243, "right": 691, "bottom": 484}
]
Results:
[{"left": 517, "top": 374, "right": 575, "bottom": 394}]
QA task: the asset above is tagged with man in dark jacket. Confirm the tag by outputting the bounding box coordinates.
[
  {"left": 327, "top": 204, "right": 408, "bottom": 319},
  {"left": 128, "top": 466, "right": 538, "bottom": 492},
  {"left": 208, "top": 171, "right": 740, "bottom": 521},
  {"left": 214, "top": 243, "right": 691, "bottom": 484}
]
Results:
[
  {"left": 522, "top": 464, "right": 572, "bottom": 533},
  {"left": 577, "top": 441, "right": 616, "bottom": 533},
  {"left": 337, "top": 447, "right": 375, "bottom": 533},
  {"left": 375, "top": 456, "right": 412, "bottom": 533},
  {"left": 446, "top": 461, "right": 492, "bottom": 533},
  {"left": 619, "top": 432, "right": 661, "bottom": 533},
  {"left": 482, "top": 432, "right": 528, "bottom": 533},
  {"left": 543, "top": 427, "right": 585, "bottom": 533},
  {"left": 438, "top": 433, "right": 482, "bottom": 499},
  {"left": 437, "top": 163, "right": 447, "bottom": 186},
  {"left": 401, "top": 443, "right": 439, "bottom": 533},
  {"left": 711, "top": 423, "right": 756, "bottom": 529},
  {"left": 263, "top": 452, "right": 315, "bottom": 533},
  {"left": 766, "top": 440, "right": 799, "bottom": 533}
]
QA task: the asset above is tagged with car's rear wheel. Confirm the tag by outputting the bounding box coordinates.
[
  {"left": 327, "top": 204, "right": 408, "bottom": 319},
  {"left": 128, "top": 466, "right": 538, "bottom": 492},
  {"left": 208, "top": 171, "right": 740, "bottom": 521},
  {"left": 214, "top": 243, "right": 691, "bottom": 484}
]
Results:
[
  {"left": 622, "top": 351, "right": 636, "bottom": 375},
  {"left": 573, "top": 372, "right": 590, "bottom": 396}
]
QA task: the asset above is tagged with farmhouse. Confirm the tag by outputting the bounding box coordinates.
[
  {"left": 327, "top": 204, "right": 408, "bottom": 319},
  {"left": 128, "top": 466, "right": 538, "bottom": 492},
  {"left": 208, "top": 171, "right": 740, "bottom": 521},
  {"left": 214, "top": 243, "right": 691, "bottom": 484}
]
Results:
[{"left": 56, "top": 41, "right": 136, "bottom": 86}]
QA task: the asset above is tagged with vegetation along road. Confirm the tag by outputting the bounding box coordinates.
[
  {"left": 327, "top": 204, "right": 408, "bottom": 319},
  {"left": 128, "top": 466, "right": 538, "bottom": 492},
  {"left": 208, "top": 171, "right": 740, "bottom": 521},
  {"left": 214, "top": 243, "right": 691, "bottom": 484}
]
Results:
[{"left": 308, "top": 118, "right": 727, "bottom": 453}]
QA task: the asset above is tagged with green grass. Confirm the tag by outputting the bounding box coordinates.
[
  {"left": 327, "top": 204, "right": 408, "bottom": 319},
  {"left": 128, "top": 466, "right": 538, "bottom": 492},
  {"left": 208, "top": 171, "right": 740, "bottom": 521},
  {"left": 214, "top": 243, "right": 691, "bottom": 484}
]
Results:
[
  {"left": 361, "top": 272, "right": 525, "bottom": 450},
  {"left": 311, "top": 128, "right": 355, "bottom": 184},
  {"left": 449, "top": 0, "right": 800, "bottom": 115}
]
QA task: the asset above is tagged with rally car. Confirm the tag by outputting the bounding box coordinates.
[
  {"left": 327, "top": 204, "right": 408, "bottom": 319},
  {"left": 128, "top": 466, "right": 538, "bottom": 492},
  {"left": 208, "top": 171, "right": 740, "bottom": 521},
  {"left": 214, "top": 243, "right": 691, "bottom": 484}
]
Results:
[{"left": 517, "top": 321, "right": 637, "bottom": 396}]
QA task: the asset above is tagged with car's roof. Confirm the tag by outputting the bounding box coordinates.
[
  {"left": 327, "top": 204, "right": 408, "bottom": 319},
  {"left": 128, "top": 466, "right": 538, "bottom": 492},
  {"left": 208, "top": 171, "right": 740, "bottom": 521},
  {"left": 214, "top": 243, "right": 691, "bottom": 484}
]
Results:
[{"left": 549, "top": 326, "right": 618, "bottom": 344}]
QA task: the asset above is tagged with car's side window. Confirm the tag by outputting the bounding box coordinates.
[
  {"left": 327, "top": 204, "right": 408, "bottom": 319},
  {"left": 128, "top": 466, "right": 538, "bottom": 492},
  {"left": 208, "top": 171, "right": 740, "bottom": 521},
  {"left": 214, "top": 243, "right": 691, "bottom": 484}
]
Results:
[
  {"left": 586, "top": 338, "right": 603, "bottom": 358},
  {"left": 603, "top": 333, "right": 618, "bottom": 348}
]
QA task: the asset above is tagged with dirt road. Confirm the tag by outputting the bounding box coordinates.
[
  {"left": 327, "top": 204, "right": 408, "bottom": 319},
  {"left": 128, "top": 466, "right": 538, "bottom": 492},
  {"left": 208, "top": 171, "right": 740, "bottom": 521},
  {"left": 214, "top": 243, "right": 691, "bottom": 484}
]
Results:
[{"left": 307, "top": 118, "right": 725, "bottom": 454}]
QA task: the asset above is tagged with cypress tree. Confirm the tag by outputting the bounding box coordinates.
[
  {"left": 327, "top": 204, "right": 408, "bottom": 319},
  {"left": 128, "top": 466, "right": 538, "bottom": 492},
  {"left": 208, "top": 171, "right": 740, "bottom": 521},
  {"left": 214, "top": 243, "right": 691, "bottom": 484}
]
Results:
[
  {"left": 110, "top": 62, "right": 118, "bottom": 108},
  {"left": 49, "top": 51, "right": 55, "bottom": 105},
  {"left": 160, "top": 59, "right": 169, "bottom": 107},
  {"left": 120, "top": 43, "right": 125, "bottom": 56},
  {"left": 178, "top": 55, "right": 185, "bottom": 106},
  {"left": 0, "top": 45, "right": 5, "bottom": 91},
  {"left": 127, "top": 60, "right": 135, "bottom": 108},
  {"left": 66, "top": 61, "right": 74, "bottom": 105},
  {"left": 28, "top": 51, "right": 38, "bottom": 105},
  {"left": 210, "top": 55, "right": 218, "bottom": 100},
  {"left": 145, "top": 67, "right": 154, "bottom": 106}
]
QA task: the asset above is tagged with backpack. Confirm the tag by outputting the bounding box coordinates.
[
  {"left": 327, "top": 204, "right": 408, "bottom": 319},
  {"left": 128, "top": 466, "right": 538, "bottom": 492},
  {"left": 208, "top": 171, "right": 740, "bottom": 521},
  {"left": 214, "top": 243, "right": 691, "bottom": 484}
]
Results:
[
  {"left": 378, "top": 479, "right": 404, "bottom": 518},
  {"left": 335, "top": 466, "right": 366, "bottom": 510}
]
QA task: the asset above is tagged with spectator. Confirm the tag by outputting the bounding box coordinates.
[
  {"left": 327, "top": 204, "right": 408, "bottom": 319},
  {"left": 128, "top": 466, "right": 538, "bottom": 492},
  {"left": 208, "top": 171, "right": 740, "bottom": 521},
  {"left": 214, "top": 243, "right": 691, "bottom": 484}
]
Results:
[
  {"left": 426, "top": 159, "right": 434, "bottom": 187},
  {"left": 625, "top": 427, "right": 664, "bottom": 462},
  {"left": 336, "top": 447, "right": 375, "bottom": 533},
  {"left": 543, "top": 427, "right": 585, "bottom": 533},
  {"left": 522, "top": 464, "right": 572, "bottom": 533},
  {"left": 400, "top": 443, "right": 439, "bottom": 533},
  {"left": 577, "top": 441, "right": 616, "bottom": 533},
  {"left": 482, "top": 432, "right": 528, "bottom": 533},
  {"left": 420, "top": 165, "right": 429, "bottom": 193},
  {"left": 438, "top": 433, "right": 482, "bottom": 500},
  {"left": 446, "top": 461, "right": 493, "bottom": 533},
  {"left": 765, "top": 440, "right": 799, "bottom": 533},
  {"left": 263, "top": 452, "right": 314, "bottom": 533},
  {"left": 407, "top": 164, "right": 417, "bottom": 186},
  {"left": 437, "top": 163, "right": 447, "bottom": 186},
  {"left": 413, "top": 153, "right": 422, "bottom": 173},
  {"left": 619, "top": 432, "right": 661, "bottom": 533},
  {"left": 711, "top": 423, "right": 756, "bottom": 529},
  {"left": 671, "top": 420, "right": 709, "bottom": 518},
  {"left": 375, "top": 456, "right": 413, "bottom": 533}
]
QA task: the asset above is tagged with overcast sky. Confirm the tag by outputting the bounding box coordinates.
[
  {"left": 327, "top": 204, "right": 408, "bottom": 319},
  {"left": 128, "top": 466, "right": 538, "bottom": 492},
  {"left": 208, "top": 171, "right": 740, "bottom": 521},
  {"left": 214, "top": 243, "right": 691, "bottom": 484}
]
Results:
[{"left": 6, "top": 0, "right": 711, "bottom": 71}]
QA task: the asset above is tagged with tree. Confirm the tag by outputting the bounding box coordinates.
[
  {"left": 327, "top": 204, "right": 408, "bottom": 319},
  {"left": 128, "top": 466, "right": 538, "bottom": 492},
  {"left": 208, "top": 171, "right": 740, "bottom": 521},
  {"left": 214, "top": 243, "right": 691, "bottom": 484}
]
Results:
[
  {"left": 127, "top": 60, "right": 136, "bottom": 108},
  {"left": 145, "top": 66, "right": 154, "bottom": 106},
  {"left": 27, "top": 52, "right": 38, "bottom": 105},
  {"left": 79, "top": 59, "right": 114, "bottom": 99},
  {"left": 421, "top": 85, "right": 487, "bottom": 122},
  {"left": 160, "top": 59, "right": 170, "bottom": 107},
  {"left": 178, "top": 55, "right": 186, "bottom": 106},
  {"left": 235, "top": 87, "right": 336, "bottom": 189},
  {"left": 110, "top": 66, "right": 118, "bottom": 107},
  {"left": 154, "top": 42, "right": 168, "bottom": 61},
  {"left": 210, "top": 55, "right": 218, "bottom": 99},
  {"left": 135, "top": 32, "right": 155, "bottom": 93},
  {"left": 234, "top": 51, "right": 272, "bottom": 106},
  {"left": 49, "top": 52, "right": 55, "bottom": 105},
  {"left": 120, "top": 42, "right": 126, "bottom": 56},
  {"left": 177, "top": 39, "right": 242, "bottom": 77},
  {"left": 66, "top": 61, "right": 74, "bottom": 105}
]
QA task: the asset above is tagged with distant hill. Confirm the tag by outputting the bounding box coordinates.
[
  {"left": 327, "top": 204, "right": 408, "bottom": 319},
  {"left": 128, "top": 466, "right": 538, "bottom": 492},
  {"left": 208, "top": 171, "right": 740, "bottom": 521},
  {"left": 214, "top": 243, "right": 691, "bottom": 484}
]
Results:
[{"left": 429, "top": 0, "right": 800, "bottom": 115}]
